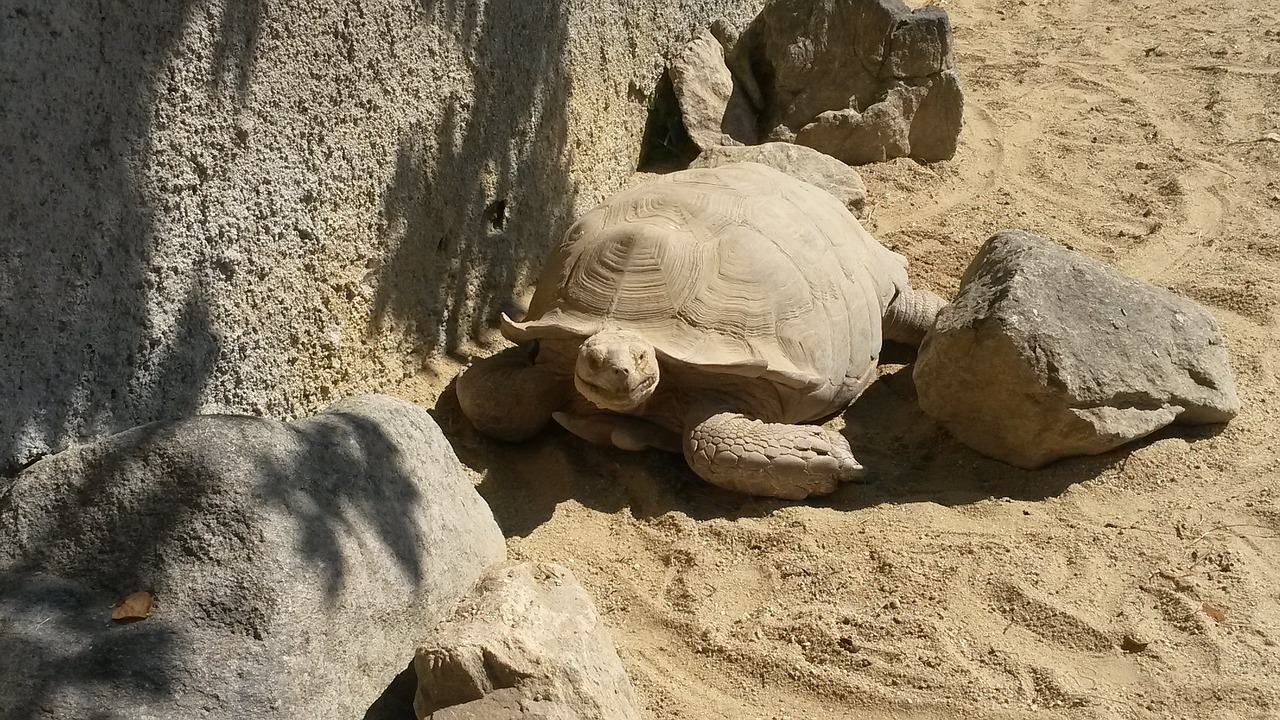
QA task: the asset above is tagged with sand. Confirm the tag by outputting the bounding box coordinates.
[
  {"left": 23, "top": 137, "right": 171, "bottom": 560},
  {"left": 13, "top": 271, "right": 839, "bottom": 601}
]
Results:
[{"left": 394, "top": 0, "right": 1280, "bottom": 717}]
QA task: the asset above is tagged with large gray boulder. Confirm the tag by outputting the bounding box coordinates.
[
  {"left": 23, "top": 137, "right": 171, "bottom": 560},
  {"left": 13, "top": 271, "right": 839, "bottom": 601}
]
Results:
[
  {"left": 0, "top": 394, "right": 507, "bottom": 719},
  {"left": 735, "top": 0, "right": 963, "bottom": 164},
  {"left": 414, "top": 562, "right": 643, "bottom": 720},
  {"left": 914, "top": 230, "right": 1240, "bottom": 469},
  {"left": 690, "top": 142, "right": 867, "bottom": 213}
]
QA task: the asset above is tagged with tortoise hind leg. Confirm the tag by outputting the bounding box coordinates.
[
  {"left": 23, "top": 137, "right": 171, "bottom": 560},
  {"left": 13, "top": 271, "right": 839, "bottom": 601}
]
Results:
[
  {"left": 884, "top": 286, "right": 947, "bottom": 348},
  {"left": 683, "top": 412, "right": 863, "bottom": 500},
  {"left": 456, "top": 345, "right": 570, "bottom": 442}
]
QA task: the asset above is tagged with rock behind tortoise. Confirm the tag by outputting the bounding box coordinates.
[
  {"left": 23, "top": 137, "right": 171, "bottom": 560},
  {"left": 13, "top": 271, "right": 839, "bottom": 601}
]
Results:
[{"left": 690, "top": 142, "right": 867, "bottom": 214}]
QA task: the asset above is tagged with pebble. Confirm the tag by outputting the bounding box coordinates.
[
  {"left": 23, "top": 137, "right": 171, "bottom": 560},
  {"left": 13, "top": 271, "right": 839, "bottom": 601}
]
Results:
[{"left": 1121, "top": 632, "right": 1151, "bottom": 652}]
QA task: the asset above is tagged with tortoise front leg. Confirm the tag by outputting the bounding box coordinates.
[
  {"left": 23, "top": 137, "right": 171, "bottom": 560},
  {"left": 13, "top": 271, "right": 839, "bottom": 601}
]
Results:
[
  {"left": 683, "top": 412, "right": 864, "bottom": 500},
  {"left": 456, "top": 344, "right": 571, "bottom": 442}
]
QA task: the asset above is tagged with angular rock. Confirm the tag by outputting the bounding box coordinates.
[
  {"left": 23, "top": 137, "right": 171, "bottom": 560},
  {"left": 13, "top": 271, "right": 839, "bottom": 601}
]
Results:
[
  {"left": 883, "top": 7, "right": 955, "bottom": 79},
  {"left": 740, "top": 0, "right": 963, "bottom": 163},
  {"left": 670, "top": 27, "right": 759, "bottom": 150},
  {"left": 690, "top": 143, "right": 867, "bottom": 212},
  {"left": 794, "top": 84, "right": 927, "bottom": 165},
  {"left": 414, "top": 562, "right": 642, "bottom": 720},
  {"left": 710, "top": 18, "right": 766, "bottom": 112},
  {"left": 743, "top": 0, "right": 893, "bottom": 130},
  {"left": 907, "top": 70, "right": 964, "bottom": 162},
  {"left": 0, "top": 394, "right": 507, "bottom": 719},
  {"left": 914, "top": 231, "right": 1240, "bottom": 469}
]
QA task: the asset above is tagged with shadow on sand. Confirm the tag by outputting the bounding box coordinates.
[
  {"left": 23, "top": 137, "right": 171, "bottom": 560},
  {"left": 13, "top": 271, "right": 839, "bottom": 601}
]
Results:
[{"left": 430, "top": 353, "right": 1224, "bottom": 540}]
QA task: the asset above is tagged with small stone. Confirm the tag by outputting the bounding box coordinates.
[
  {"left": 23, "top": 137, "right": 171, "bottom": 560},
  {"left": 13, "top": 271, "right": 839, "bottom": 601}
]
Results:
[
  {"left": 1121, "top": 632, "right": 1151, "bottom": 652},
  {"left": 415, "top": 562, "right": 643, "bottom": 720}
]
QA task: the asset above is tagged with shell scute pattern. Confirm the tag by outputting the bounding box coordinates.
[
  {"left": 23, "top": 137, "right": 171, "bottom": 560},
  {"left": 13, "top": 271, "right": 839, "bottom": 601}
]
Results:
[{"left": 506, "top": 162, "right": 908, "bottom": 414}]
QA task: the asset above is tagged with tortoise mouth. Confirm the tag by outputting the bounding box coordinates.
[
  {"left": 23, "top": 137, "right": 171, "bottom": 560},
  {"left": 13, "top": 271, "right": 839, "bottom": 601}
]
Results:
[{"left": 577, "top": 373, "right": 658, "bottom": 412}]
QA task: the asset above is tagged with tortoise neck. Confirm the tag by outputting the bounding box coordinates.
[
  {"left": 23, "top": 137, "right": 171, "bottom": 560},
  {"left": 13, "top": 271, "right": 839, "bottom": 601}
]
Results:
[{"left": 647, "top": 370, "right": 786, "bottom": 431}]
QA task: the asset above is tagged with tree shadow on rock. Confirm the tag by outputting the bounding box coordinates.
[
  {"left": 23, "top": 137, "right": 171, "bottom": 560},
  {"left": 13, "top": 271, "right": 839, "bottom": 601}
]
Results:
[
  {"left": 0, "top": 574, "right": 185, "bottom": 720},
  {"left": 0, "top": 404, "right": 430, "bottom": 717},
  {"left": 375, "top": 0, "right": 577, "bottom": 358},
  {"left": 0, "top": 418, "right": 242, "bottom": 718},
  {"left": 254, "top": 409, "right": 427, "bottom": 602}
]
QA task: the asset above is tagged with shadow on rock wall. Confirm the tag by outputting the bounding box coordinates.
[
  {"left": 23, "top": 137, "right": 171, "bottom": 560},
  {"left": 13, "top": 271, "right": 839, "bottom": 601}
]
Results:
[
  {"left": 2, "top": 0, "right": 581, "bottom": 471},
  {"left": 375, "top": 0, "right": 575, "bottom": 357},
  {"left": 0, "top": 0, "right": 262, "bottom": 474}
]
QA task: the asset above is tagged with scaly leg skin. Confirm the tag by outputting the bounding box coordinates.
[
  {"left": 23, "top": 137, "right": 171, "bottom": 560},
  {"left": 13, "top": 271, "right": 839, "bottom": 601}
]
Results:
[
  {"left": 683, "top": 412, "right": 863, "bottom": 500},
  {"left": 883, "top": 285, "right": 947, "bottom": 348},
  {"left": 553, "top": 411, "right": 682, "bottom": 453},
  {"left": 455, "top": 345, "right": 570, "bottom": 442}
]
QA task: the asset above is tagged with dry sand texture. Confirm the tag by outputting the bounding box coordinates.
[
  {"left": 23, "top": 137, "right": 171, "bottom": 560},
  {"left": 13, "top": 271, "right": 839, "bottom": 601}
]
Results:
[{"left": 396, "top": 0, "right": 1280, "bottom": 717}]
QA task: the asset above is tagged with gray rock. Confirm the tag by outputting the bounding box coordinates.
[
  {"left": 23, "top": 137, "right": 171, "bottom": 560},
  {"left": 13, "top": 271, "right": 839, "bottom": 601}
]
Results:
[
  {"left": 794, "top": 84, "right": 927, "bottom": 166},
  {"left": 907, "top": 70, "right": 964, "bottom": 162},
  {"left": 740, "top": 0, "right": 963, "bottom": 164},
  {"left": 914, "top": 231, "right": 1241, "bottom": 469},
  {"left": 414, "top": 562, "right": 642, "bottom": 720},
  {"left": 0, "top": 394, "right": 507, "bottom": 719},
  {"left": 670, "top": 28, "right": 759, "bottom": 149},
  {"left": 690, "top": 142, "right": 867, "bottom": 212},
  {"left": 710, "top": 18, "right": 766, "bottom": 112},
  {"left": 883, "top": 7, "right": 955, "bottom": 79}
]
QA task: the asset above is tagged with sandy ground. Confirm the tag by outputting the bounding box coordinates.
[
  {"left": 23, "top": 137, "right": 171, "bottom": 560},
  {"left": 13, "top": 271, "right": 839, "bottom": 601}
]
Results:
[{"left": 395, "top": 0, "right": 1280, "bottom": 717}]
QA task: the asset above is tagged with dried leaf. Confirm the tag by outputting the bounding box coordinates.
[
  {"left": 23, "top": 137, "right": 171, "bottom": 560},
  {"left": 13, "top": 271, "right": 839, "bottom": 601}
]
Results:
[
  {"left": 1201, "top": 602, "right": 1226, "bottom": 623},
  {"left": 112, "top": 591, "right": 154, "bottom": 621}
]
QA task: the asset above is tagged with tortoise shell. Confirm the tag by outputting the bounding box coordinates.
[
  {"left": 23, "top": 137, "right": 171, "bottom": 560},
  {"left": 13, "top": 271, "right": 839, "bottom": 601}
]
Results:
[{"left": 503, "top": 162, "right": 909, "bottom": 416}]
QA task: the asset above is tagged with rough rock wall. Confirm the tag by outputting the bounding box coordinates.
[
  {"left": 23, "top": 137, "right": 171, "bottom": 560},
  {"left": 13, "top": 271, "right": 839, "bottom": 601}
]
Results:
[{"left": 0, "top": 0, "right": 762, "bottom": 471}]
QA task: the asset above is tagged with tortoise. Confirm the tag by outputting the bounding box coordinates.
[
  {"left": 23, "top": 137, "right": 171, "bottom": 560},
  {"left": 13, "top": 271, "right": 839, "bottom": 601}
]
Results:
[{"left": 456, "top": 162, "right": 944, "bottom": 499}]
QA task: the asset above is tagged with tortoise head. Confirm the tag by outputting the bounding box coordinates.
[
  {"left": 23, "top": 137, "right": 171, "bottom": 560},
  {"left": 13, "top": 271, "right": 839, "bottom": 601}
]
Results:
[{"left": 575, "top": 329, "right": 660, "bottom": 412}]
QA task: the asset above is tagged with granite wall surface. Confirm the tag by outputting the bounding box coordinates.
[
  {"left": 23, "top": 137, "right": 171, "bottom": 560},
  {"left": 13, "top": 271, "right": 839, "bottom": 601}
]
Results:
[{"left": 0, "top": 0, "right": 761, "bottom": 470}]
